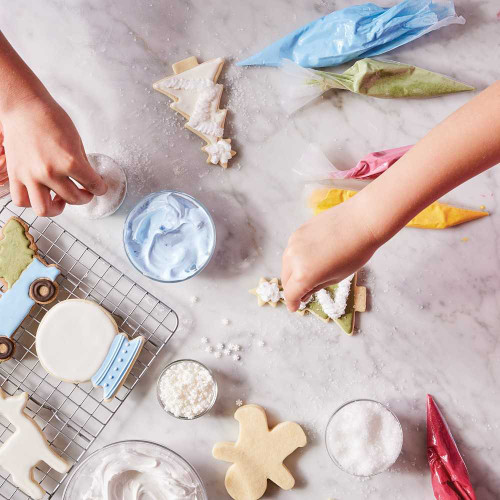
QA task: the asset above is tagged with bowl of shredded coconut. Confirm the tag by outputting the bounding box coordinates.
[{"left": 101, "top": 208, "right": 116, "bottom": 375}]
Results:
[
  {"left": 157, "top": 359, "right": 218, "bottom": 420},
  {"left": 63, "top": 440, "right": 207, "bottom": 499},
  {"left": 325, "top": 399, "right": 403, "bottom": 477}
]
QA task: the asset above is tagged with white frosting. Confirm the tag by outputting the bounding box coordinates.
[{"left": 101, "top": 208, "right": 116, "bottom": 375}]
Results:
[
  {"left": 256, "top": 281, "right": 281, "bottom": 303},
  {"left": 156, "top": 59, "right": 226, "bottom": 140},
  {"left": 315, "top": 275, "right": 354, "bottom": 319},
  {"left": 36, "top": 300, "right": 117, "bottom": 383},
  {"left": 0, "top": 390, "right": 70, "bottom": 499},
  {"left": 205, "top": 140, "right": 233, "bottom": 165},
  {"left": 82, "top": 449, "right": 201, "bottom": 500}
]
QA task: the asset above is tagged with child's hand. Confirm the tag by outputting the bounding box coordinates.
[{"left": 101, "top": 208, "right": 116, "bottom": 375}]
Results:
[
  {"left": 1, "top": 96, "right": 107, "bottom": 217},
  {"left": 281, "top": 196, "right": 379, "bottom": 312}
]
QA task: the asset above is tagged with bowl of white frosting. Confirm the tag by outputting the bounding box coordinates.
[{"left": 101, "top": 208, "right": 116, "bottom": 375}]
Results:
[
  {"left": 63, "top": 440, "right": 207, "bottom": 500},
  {"left": 123, "top": 191, "right": 216, "bottom": 283}
]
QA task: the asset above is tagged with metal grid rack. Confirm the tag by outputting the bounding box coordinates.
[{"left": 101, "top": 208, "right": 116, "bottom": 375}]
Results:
[{"left": 0, "top": 200, "right": 179, "bottom": 499}]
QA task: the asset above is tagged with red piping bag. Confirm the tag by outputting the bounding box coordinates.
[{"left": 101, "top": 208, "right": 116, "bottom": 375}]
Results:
[{"left": 427, "top": 395, "right": 476, "bottom": 500}]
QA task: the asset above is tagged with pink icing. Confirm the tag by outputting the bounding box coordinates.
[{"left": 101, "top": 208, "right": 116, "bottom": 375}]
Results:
[{"left": 331, "top": 145, "right": 412, "bottom": 180}]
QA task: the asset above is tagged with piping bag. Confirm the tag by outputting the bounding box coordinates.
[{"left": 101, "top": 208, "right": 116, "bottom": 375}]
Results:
[
  {"left": 238, "top": 0, "right": 465, "bottom": 68},
  {"left": 427, "top": 395, "right": 476, "bottom": 499},
  {"left": 295, "top": 143, "right": 412, "bottom": 181},
  {"left": 279, "top": 59, "right": 474, "bottom": 114}
]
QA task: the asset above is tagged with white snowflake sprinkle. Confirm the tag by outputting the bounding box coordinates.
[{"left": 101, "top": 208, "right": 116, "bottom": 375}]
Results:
[
  {"left": 216, "top": 343, "right": 225, "bottom": 350},
  {"left": 236, "top": 399, "right": 243, "bottom": 407},
  {"left": 201, "top": 337, "right": 209, "bottom": 344},
  {"left": 214, "top": 352, "right": 222, "bottom": 359},
  {"left": 205, "top": 346, "right": 213, "bottom": 353},
  {"left": 257, "top": 340, "right": 265, "bottom": 347},
  {"left": 221, "top": 318, "right": 230, "bottom": 326},
  {"left": 232, "top": 344, "right": 241, "bottom": 352},
  {"left": 232, "top": 354, "right": 241, "bottom": 361},
  {"left": 190, "top": 296, "right": 199, "bottom": 303},
  {"left": 223, "top": 349, "right": 231, "bottom": 356}
]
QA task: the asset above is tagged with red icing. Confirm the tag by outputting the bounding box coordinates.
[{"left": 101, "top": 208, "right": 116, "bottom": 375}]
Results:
[{"left": 427, "top": 395, "right": 476, "bottom": 500}]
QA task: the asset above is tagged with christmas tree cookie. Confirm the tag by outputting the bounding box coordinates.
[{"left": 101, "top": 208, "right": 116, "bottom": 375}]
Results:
[
  {"left": 250, "top": 274, "right": 366, "bottom": 334},
  {"left": 153, "top": 56, "right": 236, "bottom": 168}
]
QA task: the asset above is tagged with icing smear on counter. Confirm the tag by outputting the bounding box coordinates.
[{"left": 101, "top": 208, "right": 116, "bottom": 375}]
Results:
[
  {"left": 124, "top": 192, "right": 215, "bottom": 282},
  {"left": 82, "top": 449, "right": 201, "bottom": 500}
]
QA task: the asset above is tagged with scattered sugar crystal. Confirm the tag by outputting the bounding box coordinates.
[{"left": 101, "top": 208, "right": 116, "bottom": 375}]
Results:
[
  {"left": 158, "top": 361, "right": 216, "bottom": 419},
  {"left": 201, "top": 337, "right": 209, "bottom": 344},
  {"left": 326, "top": 401, "right": 403, "bottom": 476},
  {"left": 236, "top": 399, "right": 243, "bottom": 407}
]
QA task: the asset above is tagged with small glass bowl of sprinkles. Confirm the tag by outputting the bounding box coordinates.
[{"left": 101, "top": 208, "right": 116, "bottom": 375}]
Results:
[
  {"left": 157, "top": 359, "right": 218, "bottom": 420},
  {"left": 325, "top": 399, "right": 403, "bottom": 477}
]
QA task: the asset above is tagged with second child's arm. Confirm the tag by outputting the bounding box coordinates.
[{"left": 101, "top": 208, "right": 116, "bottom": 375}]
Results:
[{"left": 282, "top": 81, "right": 500, "bottom": 311}]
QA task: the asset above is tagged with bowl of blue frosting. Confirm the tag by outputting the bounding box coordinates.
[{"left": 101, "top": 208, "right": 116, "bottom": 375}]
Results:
[{"left": 123, "top": 190, "right": 216, "bottom": 283}]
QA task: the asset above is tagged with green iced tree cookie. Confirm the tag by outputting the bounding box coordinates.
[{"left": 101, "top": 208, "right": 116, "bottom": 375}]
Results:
[{"left": 0, "top": 218, "right": 35, "bottom": 289}]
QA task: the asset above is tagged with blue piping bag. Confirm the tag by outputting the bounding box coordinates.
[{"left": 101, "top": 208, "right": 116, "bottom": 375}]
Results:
[{"left": 238, "top": 0, "right": 465, "bottom": 68}]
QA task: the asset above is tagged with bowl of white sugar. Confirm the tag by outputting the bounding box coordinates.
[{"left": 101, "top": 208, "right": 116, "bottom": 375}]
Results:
[
  {"left": 157, "top": 360, "right": 218, "bottom": 420},
  {"left": 325, "top": 399, "right": 403, "bottom": 477}
]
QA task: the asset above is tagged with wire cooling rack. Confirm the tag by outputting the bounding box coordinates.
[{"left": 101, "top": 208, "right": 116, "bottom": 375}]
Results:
[{"left": 0, "top": 199, "right": 179, "bottom": 499}]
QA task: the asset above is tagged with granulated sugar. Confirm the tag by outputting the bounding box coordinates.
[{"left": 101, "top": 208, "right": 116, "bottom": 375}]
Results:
[
  {"left": 158, "top": 361, "right": 216, "bottom": 419},
  {"left": 326, "top": 400, "right": 403, "bottom": 476}
]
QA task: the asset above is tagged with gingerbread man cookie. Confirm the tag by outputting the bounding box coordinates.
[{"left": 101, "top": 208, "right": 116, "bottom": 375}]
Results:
[
  {"left": 0, "top": 388, "right": 70, "bottom": 499},
  {"left": 0, "top": 217, "right": 60, "bottom": 361},
  {"left": 36, "top": 299, "right": 145, "bottom": 401},
  {"left": 213, "top": 404, "right": 307, "bottom": 500},
  {"left": 153, "top": 56, "right": 236, "bottom": 168}
]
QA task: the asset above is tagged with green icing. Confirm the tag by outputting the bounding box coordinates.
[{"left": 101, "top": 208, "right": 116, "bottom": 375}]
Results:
[
  {"left": 0, "top": 219, "right": 35, "bottom": 289},
  {"left": 315, "top": 58, "right": 474, "bottom": 98},
  {"left": 305, "top": 282, "right": 355, "bottom": 335}
]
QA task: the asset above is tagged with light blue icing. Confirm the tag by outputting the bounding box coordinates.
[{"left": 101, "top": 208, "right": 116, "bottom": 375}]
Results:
[
  {"left": 123, "top": 191, "right": 215, "bottom": 282},
  {"left": 91, "top": 334, "right": 143, "bottom": 400},
  {"left": 238, "top": 0, "right": 464, "bottom": 68},
  {"left": 0, "top": 259, "right": 60, "bottom": 338}
]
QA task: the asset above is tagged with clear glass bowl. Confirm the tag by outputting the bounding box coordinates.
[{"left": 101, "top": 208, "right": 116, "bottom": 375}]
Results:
[
  {"left": 157, "top": 359, "right": 218, "bottom": 420},
  {"left": 325, "top": 398, "right": 403, "bottom": 477},
  {"left": 123, "top": 190, "right": 216, "bottom": 283},
  {"left": 63, "top": 440, "right": 208, "bottom": 499}
]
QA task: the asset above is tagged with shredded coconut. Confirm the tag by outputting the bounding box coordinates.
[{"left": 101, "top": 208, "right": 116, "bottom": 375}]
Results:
[
  {"left": 256, "top": 281, "right": 281, "bottom": 303},
  {"left": 158, "top": 361, "right": 216, "bottom": 419},
  {"left": 315, "top": 275, "right": 354, "bottom": 319}
]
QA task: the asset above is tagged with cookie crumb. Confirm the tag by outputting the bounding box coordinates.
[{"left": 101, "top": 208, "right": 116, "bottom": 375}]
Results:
[{"left": 480, "top": 205, "right": 486, "bottom": 210}]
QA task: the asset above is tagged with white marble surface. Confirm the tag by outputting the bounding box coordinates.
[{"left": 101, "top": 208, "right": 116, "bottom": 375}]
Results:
[{"left": 1, "top": 0, "right": 500, "bottom": 498}]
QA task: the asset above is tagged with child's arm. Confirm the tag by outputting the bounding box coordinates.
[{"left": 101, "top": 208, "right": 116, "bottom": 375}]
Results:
[
  {"left": 0, "top": 32, "right": 106, "bottom": 216},
  {"left": 282, "top": 81, "right": 500, "bottom": 311}
]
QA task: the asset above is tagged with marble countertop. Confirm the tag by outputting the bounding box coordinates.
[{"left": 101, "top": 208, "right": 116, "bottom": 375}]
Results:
[{"left": 1, "top": 0, "right": 500, "bottom": 498}]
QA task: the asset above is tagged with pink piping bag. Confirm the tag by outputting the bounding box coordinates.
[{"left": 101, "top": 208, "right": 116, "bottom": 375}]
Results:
[
  {"left": 294, "top": 143, "right": 412, "bottom": 182},
  {"left": 427, "top": 395, "right": 476, "bottom": 500}
]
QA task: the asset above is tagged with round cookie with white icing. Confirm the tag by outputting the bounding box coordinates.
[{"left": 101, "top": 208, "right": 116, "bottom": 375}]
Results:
[{"left": 36, "top": 299, "right": 144, "bottom": 401}]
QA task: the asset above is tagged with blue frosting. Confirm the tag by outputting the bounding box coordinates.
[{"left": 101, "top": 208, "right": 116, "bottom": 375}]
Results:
[
  {"left": 0, "top": 259, "right": 60, "bottom": 338},
  {"left": 238, "top": 0, "right": 464, "bottom": 68},
  {"left": 123, "top": 191, "right": 215, "bottom": 282},
  {"left": 91, "top": 334, "right": 143, "bottom": 400}
]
